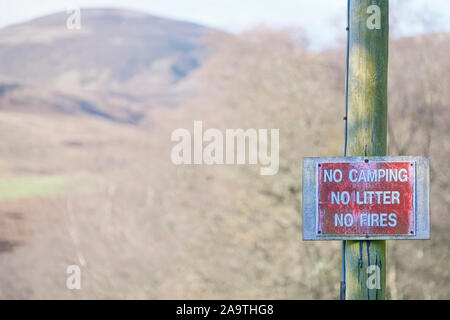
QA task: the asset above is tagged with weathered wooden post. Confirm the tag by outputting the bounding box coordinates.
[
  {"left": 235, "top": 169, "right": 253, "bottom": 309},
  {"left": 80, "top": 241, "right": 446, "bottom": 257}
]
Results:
[
  {"left": 302, "top": 0, "right": 430, "bottom": 301},
  {"left": 344, "top": 0, "right": 389, "bottom": 300}
]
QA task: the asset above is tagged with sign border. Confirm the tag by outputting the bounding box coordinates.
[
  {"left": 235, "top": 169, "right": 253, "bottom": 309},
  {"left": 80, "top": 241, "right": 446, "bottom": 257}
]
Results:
[{"left": 302, "top": 156, "right": 430, "bottom": 240}]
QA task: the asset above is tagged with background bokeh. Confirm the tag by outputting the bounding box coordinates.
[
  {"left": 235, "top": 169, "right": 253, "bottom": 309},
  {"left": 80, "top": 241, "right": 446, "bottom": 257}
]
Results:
[{"left": 0, "top": 1, "right": 449, "bottom": 299}]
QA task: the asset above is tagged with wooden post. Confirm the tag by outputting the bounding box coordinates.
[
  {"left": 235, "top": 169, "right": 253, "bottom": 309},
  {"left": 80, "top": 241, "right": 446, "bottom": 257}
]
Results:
[{"left": 344, "top": 0, "right": 389, "bottom": 300}]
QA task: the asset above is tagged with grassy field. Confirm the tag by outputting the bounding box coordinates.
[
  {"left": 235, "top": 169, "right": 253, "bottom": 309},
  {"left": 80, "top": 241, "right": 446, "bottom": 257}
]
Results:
[{"left": 0, "top": 175, "right": 68, "bottom": 201}]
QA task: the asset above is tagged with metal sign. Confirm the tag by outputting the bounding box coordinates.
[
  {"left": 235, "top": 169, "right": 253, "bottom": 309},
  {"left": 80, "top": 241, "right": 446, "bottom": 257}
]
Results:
[{"left": 302, "top": 156, "right": 430, "bottom": 240}]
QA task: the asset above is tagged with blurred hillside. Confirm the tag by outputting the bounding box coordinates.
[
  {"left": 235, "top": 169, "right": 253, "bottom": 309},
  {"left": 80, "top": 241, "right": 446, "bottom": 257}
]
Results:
[
  {"left": 0, "top": 9, "right": 449, "bottom": 299},
  {"left": 0, "top": 8, "right": 217, "bottom": 123}
]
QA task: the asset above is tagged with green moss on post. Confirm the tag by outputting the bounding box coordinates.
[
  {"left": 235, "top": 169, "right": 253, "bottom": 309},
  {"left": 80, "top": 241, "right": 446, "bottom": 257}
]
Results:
[{"left": 345, "top": 0, "right": 389, "bottom": 300}]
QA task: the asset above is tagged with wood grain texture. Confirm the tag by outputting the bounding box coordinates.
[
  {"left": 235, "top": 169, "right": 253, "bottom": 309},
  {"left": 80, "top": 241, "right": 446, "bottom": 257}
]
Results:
[{"left": 345, "top": 0, "right": 389, "bottom": 300}]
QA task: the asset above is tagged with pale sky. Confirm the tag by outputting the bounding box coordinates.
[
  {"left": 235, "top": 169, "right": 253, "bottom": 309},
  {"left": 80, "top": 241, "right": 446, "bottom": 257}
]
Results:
[{"left": 1, "top": 0, "right": 449, "bottom": 50}]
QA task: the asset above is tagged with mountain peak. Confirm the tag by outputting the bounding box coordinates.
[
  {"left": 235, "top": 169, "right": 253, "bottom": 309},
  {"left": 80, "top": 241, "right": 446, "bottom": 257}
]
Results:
[{"left": 0, "top": 8, "right": 213, "bottom": 87}]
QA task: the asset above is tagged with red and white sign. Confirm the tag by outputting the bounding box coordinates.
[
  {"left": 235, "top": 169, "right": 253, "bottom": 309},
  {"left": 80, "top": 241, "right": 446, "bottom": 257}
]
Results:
[{"left": 317, "top": 161, "right": 415, "bottom": 236}]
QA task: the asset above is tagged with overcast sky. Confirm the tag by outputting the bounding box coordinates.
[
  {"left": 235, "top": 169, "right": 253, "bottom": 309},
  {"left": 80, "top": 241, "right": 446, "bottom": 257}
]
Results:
[{"left": 1, "top": 0, "right": 449, "bottom": 50}]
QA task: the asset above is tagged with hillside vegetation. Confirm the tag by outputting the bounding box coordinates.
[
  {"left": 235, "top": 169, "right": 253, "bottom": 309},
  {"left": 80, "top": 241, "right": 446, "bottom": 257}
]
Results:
[{"left": 0, "top": 10, "right": 448, "bottom": 299}]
